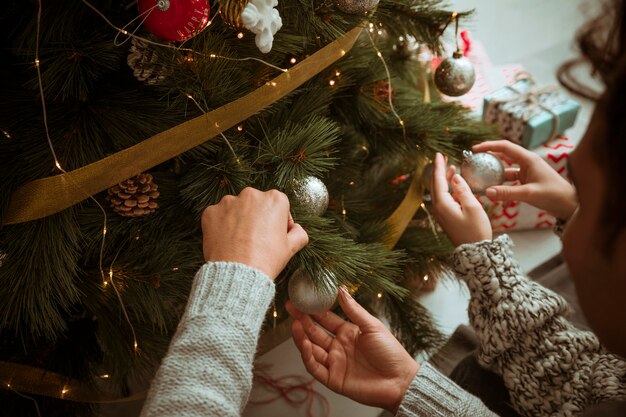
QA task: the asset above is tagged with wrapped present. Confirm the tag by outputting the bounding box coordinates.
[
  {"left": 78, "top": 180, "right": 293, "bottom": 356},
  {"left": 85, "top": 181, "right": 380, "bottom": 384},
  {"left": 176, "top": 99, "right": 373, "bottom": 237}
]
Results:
[
  {"left": 483, "top": 76, "right": 580, "bottom": 148},
  {"left": 479, "top": 135, "right": 574, "bottom": 232}
]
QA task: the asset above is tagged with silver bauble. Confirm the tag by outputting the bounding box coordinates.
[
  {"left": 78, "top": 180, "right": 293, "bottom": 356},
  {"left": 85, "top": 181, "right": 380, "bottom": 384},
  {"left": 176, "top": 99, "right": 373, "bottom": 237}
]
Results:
[
  {"left": 460, "top": 151, "right": 505, "bottom": 194},
  {"left": 292, "top": 176, "right": 329, "bottom": 216},
  {"left": 288, "top": 268, "right": 338, "bottom": 315},
  {"left": 434, "top": 52, "right": 475, "bottom": 97},
  {"left": 336, "top": 0, "right": 379, "bottom": 14}
]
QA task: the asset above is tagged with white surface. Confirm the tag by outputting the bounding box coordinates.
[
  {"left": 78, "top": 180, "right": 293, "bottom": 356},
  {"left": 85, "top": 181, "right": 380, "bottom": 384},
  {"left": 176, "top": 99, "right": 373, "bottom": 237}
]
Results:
[{"left": 244, "top": 1, "right": 596, "bottom": 416}]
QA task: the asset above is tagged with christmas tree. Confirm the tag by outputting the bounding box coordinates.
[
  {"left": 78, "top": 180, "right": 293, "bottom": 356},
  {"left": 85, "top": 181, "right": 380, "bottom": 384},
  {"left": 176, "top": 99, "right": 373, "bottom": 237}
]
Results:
[{"left": 0, "top": 0, "right": 494, "bottom": 415}]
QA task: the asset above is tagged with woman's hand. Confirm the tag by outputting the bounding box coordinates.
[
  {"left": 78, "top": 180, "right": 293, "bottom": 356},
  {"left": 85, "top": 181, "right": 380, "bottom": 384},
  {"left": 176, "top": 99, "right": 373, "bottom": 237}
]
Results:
[
  {"left": 201, "top": 187, "right": 308, "bottom": 280},
  {"left": 431, "top": 152, "right": 493, "bottom": 246},
  {"left": 472, "top": 140, "right": 578, "bottom": 220},
  {"left": 286, "top": 288, "right": 419, "bottom": 413}
]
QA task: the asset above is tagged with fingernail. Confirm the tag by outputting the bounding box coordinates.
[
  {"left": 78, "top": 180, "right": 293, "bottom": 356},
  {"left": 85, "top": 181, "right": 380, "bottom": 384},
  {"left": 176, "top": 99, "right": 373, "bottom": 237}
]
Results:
[
  {"left": 340, "top": 286, "right": 352, "bottom": 298},
  {"left": 452, "top": 174, "right": 462, "bottom": 184},
  {"left": 485, "top": 188, "right": 496, "bottom": 197}
]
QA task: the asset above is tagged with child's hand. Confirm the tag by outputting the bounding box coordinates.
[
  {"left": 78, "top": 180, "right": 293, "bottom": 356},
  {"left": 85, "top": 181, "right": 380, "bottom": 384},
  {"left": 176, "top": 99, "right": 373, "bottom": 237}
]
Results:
[
  {"left": 431, "top": 152, "right": 493, "bottom": 246},
  {"left": 286, "top": 288, "right": 419, "bottom": 414},
  {"left": 472, "top": 140, "right": 578, "bottom": 220}
]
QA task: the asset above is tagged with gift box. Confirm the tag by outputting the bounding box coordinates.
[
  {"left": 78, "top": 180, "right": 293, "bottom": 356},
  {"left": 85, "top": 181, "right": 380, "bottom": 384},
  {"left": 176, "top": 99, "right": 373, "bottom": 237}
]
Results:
[
  {"left": 483, "top": 78, "right": 580, "bottom": 149},
  {"left": 479, "top": 136, "right": 574, "bottom": 232}
]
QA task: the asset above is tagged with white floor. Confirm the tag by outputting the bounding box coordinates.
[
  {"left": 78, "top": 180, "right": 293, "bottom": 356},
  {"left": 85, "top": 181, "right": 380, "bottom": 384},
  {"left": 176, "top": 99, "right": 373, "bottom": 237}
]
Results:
[{"left": 244, "top": 1, "right": 596, "bottom": 416}]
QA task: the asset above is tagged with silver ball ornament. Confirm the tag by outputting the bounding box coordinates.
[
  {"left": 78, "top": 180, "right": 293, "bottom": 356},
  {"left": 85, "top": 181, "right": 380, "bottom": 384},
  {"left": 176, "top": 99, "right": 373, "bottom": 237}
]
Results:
[
  {"left": 292, "top": 176, "right": 329, "bottom": 216},
  {"left": 434, "top": 51, "right": 476, "bottom": 97},
  {"left": 288, "top": 269, "right": 338, "bottom": 315},
  {"left": 336, "top": 0, "right": 379, "bottom": 14},
  {"left": 460, "top": 151, "right": 505, "bottom": 194}
]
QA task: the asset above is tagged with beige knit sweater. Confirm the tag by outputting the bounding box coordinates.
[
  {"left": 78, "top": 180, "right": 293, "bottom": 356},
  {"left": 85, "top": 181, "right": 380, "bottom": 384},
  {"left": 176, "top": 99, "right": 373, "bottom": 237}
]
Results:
[{"left": 141, "top": 236, "right": 626, "bottom": 417}]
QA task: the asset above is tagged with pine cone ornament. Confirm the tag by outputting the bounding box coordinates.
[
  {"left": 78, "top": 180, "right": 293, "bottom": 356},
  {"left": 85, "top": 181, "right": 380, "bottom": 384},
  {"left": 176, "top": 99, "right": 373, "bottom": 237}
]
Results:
[
  {"left": 127, "top": 37, "right": 167, "bottom": 85},
  {"left": 108, "top": 173, "right": 160, "bottom": 218}
]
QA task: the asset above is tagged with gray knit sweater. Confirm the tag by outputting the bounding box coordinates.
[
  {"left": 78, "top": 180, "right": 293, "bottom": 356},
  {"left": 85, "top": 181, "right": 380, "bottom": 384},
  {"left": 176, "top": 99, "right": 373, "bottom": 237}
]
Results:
[
  {"left": 398, "top": 235, "right": 626, "bottom": 417},
  {"left": 141, "top": 236, "right": 626, "bottom": 417}
]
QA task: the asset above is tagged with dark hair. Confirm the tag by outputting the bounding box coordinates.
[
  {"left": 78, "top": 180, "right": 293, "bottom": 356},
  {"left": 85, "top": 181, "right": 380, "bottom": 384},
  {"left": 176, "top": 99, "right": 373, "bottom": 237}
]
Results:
[{"left": 557, "top": 0, "right": 626, "bottom": 252}]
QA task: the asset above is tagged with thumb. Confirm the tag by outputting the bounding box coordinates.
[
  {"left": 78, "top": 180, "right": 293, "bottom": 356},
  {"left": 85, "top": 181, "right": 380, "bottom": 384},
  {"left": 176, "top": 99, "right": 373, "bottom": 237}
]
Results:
[
  {"left": 287, "top": 222, "right": 309, "bottom": 253},
  {"left": 485, "top": 184, "right": 530, "bottom": 202},
  {"left": 451, "top": 175, "right": 481, "bottom": 208},
  {"left": 338, "top": 287, "right": 380, "bottom": 331}
]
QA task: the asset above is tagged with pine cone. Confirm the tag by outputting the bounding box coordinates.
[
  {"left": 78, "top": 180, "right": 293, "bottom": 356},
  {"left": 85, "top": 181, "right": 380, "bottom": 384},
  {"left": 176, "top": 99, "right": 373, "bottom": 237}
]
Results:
[
  {"left": 127, "top": 37, "right": 166, "bottom": 85},
  {"left": 107, "top": 173, "right": 160, "bottom": 218}
]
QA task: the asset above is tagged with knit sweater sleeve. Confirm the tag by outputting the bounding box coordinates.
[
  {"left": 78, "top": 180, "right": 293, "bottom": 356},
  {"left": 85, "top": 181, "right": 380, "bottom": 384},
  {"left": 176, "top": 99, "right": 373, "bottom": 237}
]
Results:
[
  {"left": 396, "top": 362, "right": 498, "bottom": 417},
  {"left": 140, "top": 262, "right": 275, "bottom": 417},
  {"left": 453, "top": 235, "right": 626, "bottom": 416}
]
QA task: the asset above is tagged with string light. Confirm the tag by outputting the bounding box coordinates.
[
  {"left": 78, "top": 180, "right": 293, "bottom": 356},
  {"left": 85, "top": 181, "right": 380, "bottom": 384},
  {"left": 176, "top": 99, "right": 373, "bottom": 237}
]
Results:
[
  {"left": 35, "top": 0, "right": 113, "bottom": 322},
  {"left": 423, "top": 274, "right": 429, "bottom": 281},
  {"left": 1, "top": 129, "right": 11, "bottom": 139},
  {"left": 290, "top": 57, "right": 297, "bottom": 64},
  {"left": 365, "top": 28, "right": 407, "bottom": 142},
  {"left": 99, "top": 374, "right": 110, "bottom": 379},
  {"left": 237, "top": 32, "right": 244, "bottom": 39},
  {"left": 377, "top": 292, "right": 383, "bottom": 298},
  {"left": 171, "top": 267, "right": 179, "bottom": 272},
  {"left": 328, "top": 79, "right": 336, "bottom": 86},
  {"left": 61, "top": 387, "right": 69, "bottom": 396},
  {"left": 335, "top": 70, "right": 341, "bottom": 77},
  {"left": 237, "top": 125, "right": 244, "bottom": 132}
]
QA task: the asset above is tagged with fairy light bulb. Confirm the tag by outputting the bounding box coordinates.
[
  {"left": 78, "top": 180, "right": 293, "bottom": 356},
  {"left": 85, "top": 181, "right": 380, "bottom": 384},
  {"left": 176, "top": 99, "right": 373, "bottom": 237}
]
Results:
[
  {"left": 237, "top": 125, "right": 243, "bottom": 132},
  {"left": 329, "top": 80, "right": 336, "bottom": 86},
  {"left": 377, "top": 292, "right": 383, "bottom": 298},
  {"left": 237, "top": 32, "right": 244, "bottom": 39},
  {"left": 290, "top": 57, "right": 297, "bottom": 64}
]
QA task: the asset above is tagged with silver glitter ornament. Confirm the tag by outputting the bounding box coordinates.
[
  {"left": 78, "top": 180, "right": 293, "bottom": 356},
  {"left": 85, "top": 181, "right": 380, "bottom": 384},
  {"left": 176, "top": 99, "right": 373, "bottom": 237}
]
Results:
[
  {"left": 288, "top": 268, "right": 338, "bottom": 315},
  {"left": 460, "top": 151, "right": 505, "bottom": 194},
  {"left": 336, "top": 0, "right": 379, "bottom": 14},
  {"left": 292, "top": 176, "right": 329, "bottom": 216},
  {"left": 434, "top": 51, "right": 475, "bottom": 97}
]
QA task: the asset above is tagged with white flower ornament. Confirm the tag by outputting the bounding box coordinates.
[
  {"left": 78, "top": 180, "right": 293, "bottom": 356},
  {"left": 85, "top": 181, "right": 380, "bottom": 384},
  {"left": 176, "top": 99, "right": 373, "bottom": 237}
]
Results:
[{"left": 241, "top": 0, "right": 282, "bottom": 53}]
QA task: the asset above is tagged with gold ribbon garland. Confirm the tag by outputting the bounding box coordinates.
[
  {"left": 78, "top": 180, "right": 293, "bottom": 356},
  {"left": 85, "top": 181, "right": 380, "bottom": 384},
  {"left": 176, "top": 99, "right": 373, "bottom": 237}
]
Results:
[{"left": 2, "top": 26, "right": 363, "bottom": 226}]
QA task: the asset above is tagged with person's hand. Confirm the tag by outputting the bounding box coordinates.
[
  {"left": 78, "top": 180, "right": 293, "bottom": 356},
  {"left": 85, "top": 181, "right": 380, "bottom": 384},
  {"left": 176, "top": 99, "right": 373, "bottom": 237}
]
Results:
[
  {"left": 472, "top": 140, "right": 578, "bottom": 220},
  {"left": 201, "top": 187, "right": 309, "bottom": 280},
  {"left": 431, "top": 152, "right": 493, "bottom": 246},
  {"left": 286, "top": 288, "right": 419, "bottom": 413}
]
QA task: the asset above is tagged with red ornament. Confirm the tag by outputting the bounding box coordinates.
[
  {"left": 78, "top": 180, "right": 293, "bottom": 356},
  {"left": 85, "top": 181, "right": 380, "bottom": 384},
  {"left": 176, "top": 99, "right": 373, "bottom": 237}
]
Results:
[
  {"left": 138, "top": 0, "right": 210, "bottom": 42},
  {"left": 372, "top": 80, "right": 396, "bottom": 102}
]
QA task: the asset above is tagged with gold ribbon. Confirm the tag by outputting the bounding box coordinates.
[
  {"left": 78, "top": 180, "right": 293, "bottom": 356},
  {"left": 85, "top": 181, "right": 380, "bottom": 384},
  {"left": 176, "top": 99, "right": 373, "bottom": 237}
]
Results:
[
  {"left": 493, "top": 71, "right": 562, "bottom": 141},
  {"left": 2, "top": 26, "right": 363, "bottom": 226}
]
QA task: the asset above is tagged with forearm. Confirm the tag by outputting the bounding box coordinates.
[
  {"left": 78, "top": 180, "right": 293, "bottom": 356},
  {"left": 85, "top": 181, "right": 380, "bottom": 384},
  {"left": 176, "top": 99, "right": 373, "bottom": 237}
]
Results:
[
  {"left": 396, "top": 362, "right": 497, "bottom": 417},
  {"left": 140, "top": 262, "right": 275, "bottom": 417},
  {"left": 452, "top": 236, "right": 626, "bottom": 416}
]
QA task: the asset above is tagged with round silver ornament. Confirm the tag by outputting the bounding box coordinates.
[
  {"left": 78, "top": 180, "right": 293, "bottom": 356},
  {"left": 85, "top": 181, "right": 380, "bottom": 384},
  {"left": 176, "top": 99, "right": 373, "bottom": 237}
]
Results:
[
  {"left": 434, "top": 51, "right": 475, "bottom": 97},
  {"left": 292, "top": 176, "right": 329, "bottom": 216},
  {"left": 336, "top": 0, "right": 379, "bottom": 14},
  {"left": 460, "top": 151, "right": 505, "bottom": 194},
  {"left": 288, "top": 268, "right": 338, "bottom": 315}
]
